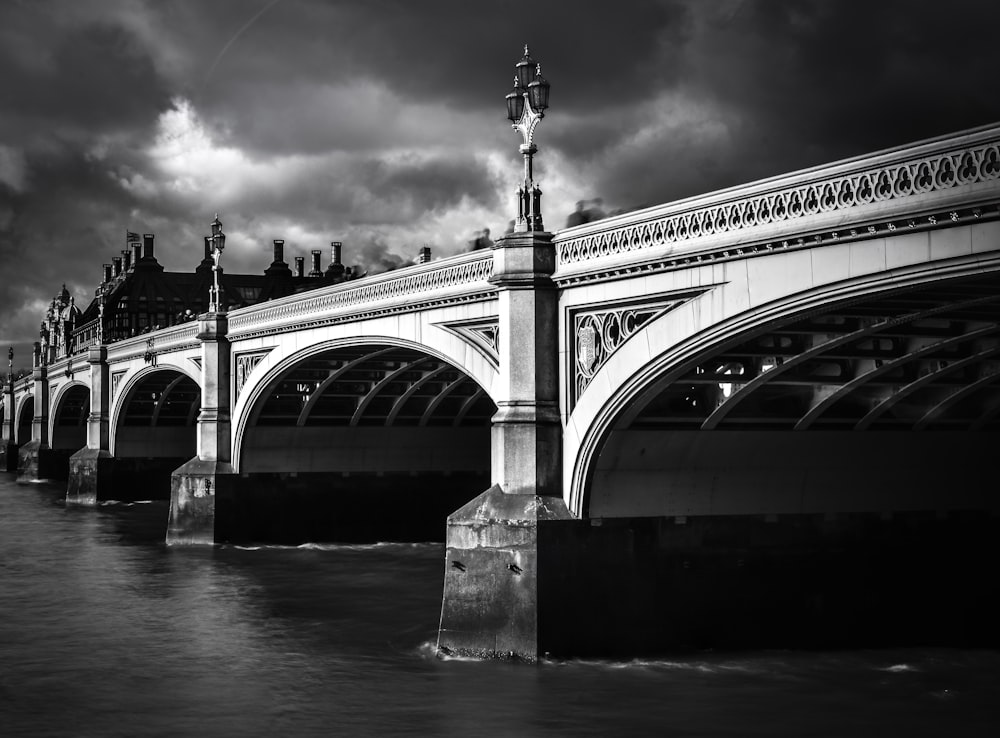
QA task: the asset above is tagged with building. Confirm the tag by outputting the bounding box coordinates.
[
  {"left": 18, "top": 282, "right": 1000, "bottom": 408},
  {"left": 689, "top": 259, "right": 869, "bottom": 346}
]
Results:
[{"left": 42, "top": 233, "right": 358, "bottom": 364}]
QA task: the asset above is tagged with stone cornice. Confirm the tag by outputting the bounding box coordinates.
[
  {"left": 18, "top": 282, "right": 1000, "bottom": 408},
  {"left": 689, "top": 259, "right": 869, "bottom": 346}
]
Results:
[
  {"left": 226, "top": 251, "right": 496, "bottom": 340},
  {"left": 554, "top": 123, "right": 1000, "bottom": 284}
]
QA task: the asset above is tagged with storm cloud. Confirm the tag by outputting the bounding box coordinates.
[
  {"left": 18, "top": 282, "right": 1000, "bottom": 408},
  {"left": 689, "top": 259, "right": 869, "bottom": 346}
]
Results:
[{"left": 2, "top": 0, "right": 999, "bottom": 362}]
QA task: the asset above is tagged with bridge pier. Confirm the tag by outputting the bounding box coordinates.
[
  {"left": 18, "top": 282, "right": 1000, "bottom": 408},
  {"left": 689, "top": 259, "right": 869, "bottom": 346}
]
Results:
[
  {"left": 1, "top": 384, "right": 17, "bottom": 472},
  {"left": 17, "top": 366, "right": 55, "bottom": 482},
  {"left": 437, "top": 231, "right": 573, "bottom": 661},
  {"left": 67, "top": 347, "right": 113, "bottom": 505},
  {"left": 168, "top": 313, "right": 233, "bottom": 545}
]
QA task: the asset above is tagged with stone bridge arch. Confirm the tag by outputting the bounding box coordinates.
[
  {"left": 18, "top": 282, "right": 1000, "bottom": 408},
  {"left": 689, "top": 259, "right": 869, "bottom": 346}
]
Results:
[
  {"left": 15, "top": 392, "right": 33, "bottom": 445},
  {"left": 230, "top": 334, "right": 498, "bottom": 542},
  {"left": 109, "top": 363, "right": 201, "bottom": 500},
  {"left": 48, "top": 381, "right": 90, "bottom": 471},
  {"left": 566, "top": 238, "right": 1000, "bottom": 517}
]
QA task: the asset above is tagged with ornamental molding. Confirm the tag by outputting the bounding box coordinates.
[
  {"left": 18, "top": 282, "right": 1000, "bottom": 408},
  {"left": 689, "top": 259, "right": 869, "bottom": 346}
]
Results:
[
  {"left": 227, "top": 252, "right": 495, "bottom": 337},
  {"left": 234, "top": 349, "right": 273, "bottom": 399},
  {"left": 228, "top": 290, "right": 498, "bottom": 342},
  {"left": 555, "top": 128, "right": 1000, "bottom": 276},
  {"left": 111, "top": 371, "right": 126, "bottom": 399},
  {"left": 554, "top": 204, "right": 1000, "bottom": 287},
  {"left": 434, "top": 318, "right": 500, "bottom": 368},
  {"left": 571, "top": 291, "right": 707, "bottom": 407}
]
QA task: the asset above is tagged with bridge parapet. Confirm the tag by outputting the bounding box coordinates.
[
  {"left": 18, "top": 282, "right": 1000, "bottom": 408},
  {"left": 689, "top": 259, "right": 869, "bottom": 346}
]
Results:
[
  {"left": 555, "top": 123, "right": 1000, "bottom": 283},
  {"left": 227, "top": 250, "right": 495, "bottom": 339},
  {"left": 104, "top": 322, "right": 201, "bottom": 365}
]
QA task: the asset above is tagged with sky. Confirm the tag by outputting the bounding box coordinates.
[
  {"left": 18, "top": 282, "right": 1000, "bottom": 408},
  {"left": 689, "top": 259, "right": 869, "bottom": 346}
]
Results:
[{"left": 1, "top": 0, "right": 999, "bottom": 364}]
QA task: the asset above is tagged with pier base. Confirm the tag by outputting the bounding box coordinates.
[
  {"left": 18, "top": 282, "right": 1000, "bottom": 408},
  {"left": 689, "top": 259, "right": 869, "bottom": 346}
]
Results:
[
  {"left": 66, "top": 448, "right": 114, "bottom": 506},
  {"left": 436, "top": 485, "right": 572, "bottom": 662},
  {"left": 16, "top": 440, "right": 58, "bottom": 483},
  {"left": 440, "top": 509, "right": 1000, "bottom": 660},
  {"left": 1, "top": 442, "right": 18, "bottom": 472},
  {"left": 167, "top": 459, "right": 234, "bottom": 545}
]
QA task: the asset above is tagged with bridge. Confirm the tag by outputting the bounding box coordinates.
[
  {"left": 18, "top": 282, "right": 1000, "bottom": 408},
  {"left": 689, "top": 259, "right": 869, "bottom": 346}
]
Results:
[{"left": 4, "top": 123, "right": 1000, "bottom": 659}]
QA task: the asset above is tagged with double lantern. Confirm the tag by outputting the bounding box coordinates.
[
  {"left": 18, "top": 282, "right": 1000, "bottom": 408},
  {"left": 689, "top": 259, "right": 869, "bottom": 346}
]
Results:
[{"left": 505, "top": 46, "right": 551, "bottom": 233}]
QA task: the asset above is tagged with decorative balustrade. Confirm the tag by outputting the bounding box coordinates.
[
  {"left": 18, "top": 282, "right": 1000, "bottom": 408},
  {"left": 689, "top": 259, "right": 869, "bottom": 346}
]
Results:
[
  {"left": 228, "top": 250, "right": 495, "bottom": 336},
  {"left": 555, "top": 124, "right": 1000, "bottom": 269}
]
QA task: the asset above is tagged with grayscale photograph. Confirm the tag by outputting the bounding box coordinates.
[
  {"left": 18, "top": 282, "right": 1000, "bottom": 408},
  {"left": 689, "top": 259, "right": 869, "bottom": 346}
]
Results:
[{"left": 1, "top": 1, "right": 998, "bottom": 736}]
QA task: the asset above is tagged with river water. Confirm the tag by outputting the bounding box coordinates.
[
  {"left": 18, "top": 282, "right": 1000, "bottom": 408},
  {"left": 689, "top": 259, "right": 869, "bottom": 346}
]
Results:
[{"left": 1, "top": 474, "right": 997, "bottom": 737}]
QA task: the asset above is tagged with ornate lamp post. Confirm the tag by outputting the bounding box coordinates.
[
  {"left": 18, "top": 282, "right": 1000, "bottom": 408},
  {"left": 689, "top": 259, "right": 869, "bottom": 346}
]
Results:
[
  {"left": 208, "top": 214, "right": 227, "bottom": 313},
  {"left": 505, "top": 45, "right": 550, "bottom": 233},
  {"left": 7, "top": 346, "right": 12, "bottom": 388}
]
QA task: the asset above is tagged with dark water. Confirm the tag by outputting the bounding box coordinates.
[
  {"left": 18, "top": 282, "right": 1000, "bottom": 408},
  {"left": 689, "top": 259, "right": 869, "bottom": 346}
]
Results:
[{"left": 1, "top": 475, "right": 998, "bottom": 737}]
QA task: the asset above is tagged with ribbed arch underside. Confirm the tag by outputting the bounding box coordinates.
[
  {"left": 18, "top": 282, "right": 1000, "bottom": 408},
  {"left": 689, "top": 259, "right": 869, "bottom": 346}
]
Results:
[
  {"left": 243, "top": 345, "right": 494, "bottom": 475},
  {"left": 629, "top": 273, "right": 1000, "bottom": 432},
  {"left": 590, "top": 272, "right": 1000, "bottom": 519},
  {"left": 52, "top": 385, "right": 89, "bottom": 450},
  {"left": 115, "top": 371, "right": 199, "bottom": 458},
  {"left": 253, "top": 346, "right": 494, "bottom": 428}
]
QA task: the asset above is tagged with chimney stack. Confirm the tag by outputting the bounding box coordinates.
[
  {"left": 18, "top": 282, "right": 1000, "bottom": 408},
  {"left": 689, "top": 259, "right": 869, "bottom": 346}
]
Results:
[
  {"left": 273, "top": 239, "right": 285, "bottom": 264},
  {"left": 294, "top": 256, "right": 305, "bottom": 277},
  {"left": 112, "top": 257, "right": 123, "bottom": 276},
  {"left": 309, "top": 250, "right": 322, "bottom": 277},
  {"left": 122, "top": 249, "right": 132, "bottom": 272},
  {"left": 326, "top": 241, "right": 346, "bottom": 280},
  {"left": 131, "top": 242, "right": 142, "bottom": 266},
  {"left": 416, "top": 246, "right": 431, "bottom": 264},
  {"left": 142, "top": 233, "right": 154, "bottom": 260},
  {"left": 103, "top": 264, "right": 113, "bottom": 283}
]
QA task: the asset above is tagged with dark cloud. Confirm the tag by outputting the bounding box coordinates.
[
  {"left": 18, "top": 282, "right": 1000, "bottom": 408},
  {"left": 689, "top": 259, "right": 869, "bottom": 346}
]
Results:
[{"left": 3, "top": 0, "right": 1000, "bottom": 358}]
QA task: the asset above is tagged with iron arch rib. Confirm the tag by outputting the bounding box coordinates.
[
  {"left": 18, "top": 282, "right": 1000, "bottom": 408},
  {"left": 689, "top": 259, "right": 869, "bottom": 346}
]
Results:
[
  {"left": 702, "top": 293, "right": 1000, "bottom": 430},
  {"left": 856, "top": 345, "right": 1000, "bottom": 430},
  {"left": 295, "top": 348, "right": 395, "bottom": 427},
  {"left": 794, "top": 324, "right": 1000, "bottom": 430},
  {"left": 350, "top": 358, "right": 432, "bottom": 426}
]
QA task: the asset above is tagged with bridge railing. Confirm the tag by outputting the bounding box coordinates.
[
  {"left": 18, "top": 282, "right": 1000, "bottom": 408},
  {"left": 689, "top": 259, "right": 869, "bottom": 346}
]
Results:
[
  {"left": 554, "top": 123, "right": 1000, "bottom": 279},
  {"left": 104, "top": 321, "right": 202, "bottom": 365},
  {"left": 227, "top": 249, "right": 495, "bottom": 338}
]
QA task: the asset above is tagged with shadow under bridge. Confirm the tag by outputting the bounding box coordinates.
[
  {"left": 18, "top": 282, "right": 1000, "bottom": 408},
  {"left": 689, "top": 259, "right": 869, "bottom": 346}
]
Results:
[{"left": 236, "top": 343, "right": 496, "bottom": 543}]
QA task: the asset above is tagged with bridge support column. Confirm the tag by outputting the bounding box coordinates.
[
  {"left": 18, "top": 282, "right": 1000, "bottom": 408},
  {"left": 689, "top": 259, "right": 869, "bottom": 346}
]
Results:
[
  {"left": 17, "top": 366, "right": 53, "bottom": 482},
  {"left": 1, "top": 383, "right": 17, "bottom": 472},
  {"left": 438, "top": 231, "right": 572, "bottom": 661},
  {"left": 67, "top": 347, "right": 113, "bottom": 505},
  {"left": 168, "top": 313, "right": 233, "bottom": 545}
]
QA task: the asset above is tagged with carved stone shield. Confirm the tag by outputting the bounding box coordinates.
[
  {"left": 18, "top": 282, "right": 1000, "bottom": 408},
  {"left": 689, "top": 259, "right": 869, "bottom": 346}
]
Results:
[{"left": 578, "top": 324, "right": 597, "bottom": 373}]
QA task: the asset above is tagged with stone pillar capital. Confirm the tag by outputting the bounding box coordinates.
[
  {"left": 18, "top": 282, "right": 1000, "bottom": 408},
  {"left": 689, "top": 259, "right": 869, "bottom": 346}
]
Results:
[
  {"left": 86, "top": 345, "right": 108, "bottom": 364},
  {"left": 489, "top": 231, "right": 555, "bottom": 290}
]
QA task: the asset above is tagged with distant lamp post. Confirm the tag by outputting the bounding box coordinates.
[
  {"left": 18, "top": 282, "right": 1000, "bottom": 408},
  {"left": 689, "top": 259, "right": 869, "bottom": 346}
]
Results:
[
  {"left": 506, "top": 45, "right": 550, "bottom": 232},
  {"left": 7, "top": 347, "right": 12, "bottom": 387},
  {"left": 209, "top": 214, "right": 227, "bottom": 313}
]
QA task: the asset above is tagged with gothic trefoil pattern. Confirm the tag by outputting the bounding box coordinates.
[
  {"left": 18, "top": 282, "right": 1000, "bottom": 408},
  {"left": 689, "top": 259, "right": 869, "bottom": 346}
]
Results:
[
  {"left": 572, "top": 294, "right": 701, "bottom": 406},
  {"left": 434, "top": 318, "right": 500, "bottom": 368},
  {"left": 235, "top": 350, "right": 272, "bottom": 399}
]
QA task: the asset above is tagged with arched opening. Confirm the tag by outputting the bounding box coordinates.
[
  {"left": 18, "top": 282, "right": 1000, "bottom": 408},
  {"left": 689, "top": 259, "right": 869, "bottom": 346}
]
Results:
[
  {"left": 571, "top": 271, "right": 1000, "bottom": 650},
  {"left": 44, "top": 385, "right": 91, "bottom": 480},
  {"left": 52, "top": 386, "right": 89, "bottom": 451},
  {"left": 236, "top": 344, "right": 495, "bottom": 542},
  {"left": 113, "top": 370, "right": 200, "bottom": 500},
  {"left": 588, "top": 272, "right": 1000, "bottom": 518},
  {"left": 16, "top": 396, "right": 33, "bottom": 445}
]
